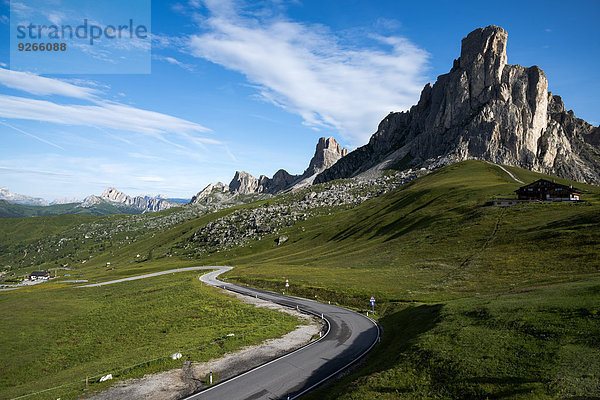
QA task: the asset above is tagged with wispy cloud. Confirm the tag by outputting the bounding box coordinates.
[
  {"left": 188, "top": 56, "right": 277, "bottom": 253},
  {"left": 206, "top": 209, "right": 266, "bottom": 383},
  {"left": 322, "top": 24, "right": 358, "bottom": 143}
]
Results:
[
  {"left": 0, "top": 94, "right": 211, "bottom": 135},
  {"left": 153, "top": 54, "right": 195, "bottom": 72},
  {"left": 0, "top": 120, "right": 65, "bottom": 150},
  {"left": 187, "top": 0, "right": 429, "bottom": 145},
  {"left": 0, "top": 68, "right": 100, "bottom": 99},
  {"left": 137, "top": 176, "right": 166, "bottom": 182},
  {"left": 0, "top": 67, "right": 215, "bottom": 145},
  {"left": 0, "top": 166, "right": 71, "bottom": 177},
  {"left": 128, "top": 152, "right": 165, "bottom": 161}
]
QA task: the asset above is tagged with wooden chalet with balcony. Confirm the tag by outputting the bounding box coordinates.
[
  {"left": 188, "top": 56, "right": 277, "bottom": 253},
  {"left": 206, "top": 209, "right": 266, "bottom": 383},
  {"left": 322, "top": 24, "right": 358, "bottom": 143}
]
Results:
[{"left": 515, "top": 179, "right": 581, "bottom": 201}]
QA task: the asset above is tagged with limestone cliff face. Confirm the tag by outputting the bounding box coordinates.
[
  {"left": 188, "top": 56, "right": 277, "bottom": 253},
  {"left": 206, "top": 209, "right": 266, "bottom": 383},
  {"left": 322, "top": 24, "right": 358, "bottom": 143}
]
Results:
[
  {"left": 101, "top": 188, "right": 177, "bottom": 212},
  {"left": 316, "top": 26, "right": 600, "bottom": 185},
  {"left": 228, "top": 171, "right": 259, "bottom": 194},
  {"left": 302, "top": 137, "right": 349, "bottom": 177}
]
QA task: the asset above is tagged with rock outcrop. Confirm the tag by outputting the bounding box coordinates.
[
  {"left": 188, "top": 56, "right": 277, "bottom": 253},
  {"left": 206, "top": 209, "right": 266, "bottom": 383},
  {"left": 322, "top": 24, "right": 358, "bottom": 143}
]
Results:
[
  {"left": 51, "top": 197, "right": 81, "bottom": 205},
  {"left": 302, "top": 137, "right": 349, "bottom": 177},
  {"left": 190, "top": 182, "right": 229, "bottom": 204},
  {"left": 80, "top": 195, "right": 102, "bottom": 208},
  {"left": 228, "top": 171, "right": 260, "bottom": 194},
  {"left": 258, "top": 169, "right": 297, "bottom": 194},
  {"left": 101, "top": 188, "right": 177, "bottom": 212},
  {"left": 315, "top": 26, "right": 600, "bottom": 185},
  {"left": 192, "top": 136, "right": 349, "bottom": 200}
]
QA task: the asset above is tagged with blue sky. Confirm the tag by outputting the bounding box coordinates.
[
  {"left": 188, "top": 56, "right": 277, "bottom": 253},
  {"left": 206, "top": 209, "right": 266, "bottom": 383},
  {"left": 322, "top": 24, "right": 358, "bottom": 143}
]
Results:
[{"left": 0, "top": 0, "right": 598, "bottom": 201}]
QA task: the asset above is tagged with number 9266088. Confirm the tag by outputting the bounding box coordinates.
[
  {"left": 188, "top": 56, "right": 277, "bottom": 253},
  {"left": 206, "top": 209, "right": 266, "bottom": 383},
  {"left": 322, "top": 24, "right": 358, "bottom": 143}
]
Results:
[{"left": 17, "top": 42, "right": 67, "bottom": 51}]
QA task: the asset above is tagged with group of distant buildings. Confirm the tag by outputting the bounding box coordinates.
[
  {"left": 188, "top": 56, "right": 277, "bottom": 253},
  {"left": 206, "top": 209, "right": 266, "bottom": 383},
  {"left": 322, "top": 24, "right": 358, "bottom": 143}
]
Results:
[
  {"left": 493, "top": 179, "right": 582, "bottom": 206},
  {"left": 29, "top": 270, "right": 51, "bottom": 280}
]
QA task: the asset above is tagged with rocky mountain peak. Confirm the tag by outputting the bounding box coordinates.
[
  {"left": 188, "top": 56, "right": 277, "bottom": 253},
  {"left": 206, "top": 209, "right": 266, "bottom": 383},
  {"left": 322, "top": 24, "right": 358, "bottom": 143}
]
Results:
[
  {"left": 102, "top": 187, "right": 126, "bottom": 202},
  {"left": 315, "top": 25, "right": 600, "bottom": 186},
  {"left": 191, "top": 182, "right": 230, "bottom": 204},
  {"left": 100, "top": 187, "right": 177, "bottom": 212},
  {"left": 229, "top": 171, "right": 259, "bottom": 194},
  {"left": 458, "top": 25, "right": 507, "bottom": 88},
  {"left": 0, "top": 186, "right": 49, "bottom": 206},
  {"left": 303, "top": 136, "right": 348, "bottom": 177},
  {"left": 204, "top": 136, "right": 348, "bottom": 198}
]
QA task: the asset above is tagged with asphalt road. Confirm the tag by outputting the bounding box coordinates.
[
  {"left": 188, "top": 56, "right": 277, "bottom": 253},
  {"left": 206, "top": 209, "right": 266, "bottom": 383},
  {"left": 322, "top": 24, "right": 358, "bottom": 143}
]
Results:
[
  {"left": 189, "top": 267, "right": 380, "bottom": 400},
  {"left": 79, "top": 266, "right": 220, "bottom": 287},
  {"left": 79, "top": 266, "right": 380, "bottom": 400}
]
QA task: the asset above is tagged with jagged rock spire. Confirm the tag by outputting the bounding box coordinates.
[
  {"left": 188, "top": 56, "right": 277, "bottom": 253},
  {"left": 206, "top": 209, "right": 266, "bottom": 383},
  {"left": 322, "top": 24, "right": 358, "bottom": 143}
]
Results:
[{"left": 316, "top": 25, "right": 600, "bottom": 185}]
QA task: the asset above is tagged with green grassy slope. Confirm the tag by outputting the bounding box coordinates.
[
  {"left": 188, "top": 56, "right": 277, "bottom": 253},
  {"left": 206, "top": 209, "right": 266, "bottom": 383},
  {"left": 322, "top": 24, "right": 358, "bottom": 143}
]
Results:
[
  {"left": 2, "top": 160, "right": 599, "bottom": 399},
  {"left": 0, "top": 272, "right": 300, "bottom": 400},
  {"left": 201, "top": 161, "right": 599, "bottom": 302},
  {"left": 306, "top": 278, "right": 600, "bottom": 399}
]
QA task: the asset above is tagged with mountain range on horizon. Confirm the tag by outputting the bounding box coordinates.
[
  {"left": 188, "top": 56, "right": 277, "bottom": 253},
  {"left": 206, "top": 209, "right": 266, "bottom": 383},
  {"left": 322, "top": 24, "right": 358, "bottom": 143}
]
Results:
[
  {"left": 0, "top": 187, "right": 182, "bottom": 214},
  {"left": 0, "top": 135, "right": 349, "bottom": 215}
]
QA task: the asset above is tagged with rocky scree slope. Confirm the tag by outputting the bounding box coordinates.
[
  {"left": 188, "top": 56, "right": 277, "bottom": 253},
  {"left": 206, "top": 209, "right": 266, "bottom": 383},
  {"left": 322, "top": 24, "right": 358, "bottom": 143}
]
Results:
[
  {"left": 316, "top": 25, "right": 600, "bottom": 185},
  {"left": 184, "top": 169, "right": 419, "bottom": 255}
]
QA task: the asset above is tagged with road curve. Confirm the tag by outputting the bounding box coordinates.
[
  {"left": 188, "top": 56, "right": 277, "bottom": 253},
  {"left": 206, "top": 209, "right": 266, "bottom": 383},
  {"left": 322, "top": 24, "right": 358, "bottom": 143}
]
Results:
[
  {"left": 188, "top": 267, "right": 380, "bottom": 400},
  {"left": 79, "top": 266, "right": 219, "bottom": 287},
  {"left": 79, "top": 266, "right": 380, "bottom": 400}
]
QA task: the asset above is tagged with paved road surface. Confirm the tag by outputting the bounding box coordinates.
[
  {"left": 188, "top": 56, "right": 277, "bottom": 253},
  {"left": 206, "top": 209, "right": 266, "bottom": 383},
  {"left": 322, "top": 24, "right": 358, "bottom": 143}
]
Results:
[
  {"left": 79, "top": 267, "right": 219, "bottom": 287},
  {"left": 190, "top": 267, "right": 380, "bottom": 400},
  {"left": 80, "top": 266, "right": 380, "bottom": 400}
]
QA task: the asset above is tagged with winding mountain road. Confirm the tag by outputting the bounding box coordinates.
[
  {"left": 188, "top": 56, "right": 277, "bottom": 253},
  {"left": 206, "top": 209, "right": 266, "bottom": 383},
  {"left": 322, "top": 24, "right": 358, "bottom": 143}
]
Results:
[
  {"left": 80, "top": 266, "right": 380, "bottom": 400},
  {"left": 190, "top": 267, "right": 380, "bottom": 400}
]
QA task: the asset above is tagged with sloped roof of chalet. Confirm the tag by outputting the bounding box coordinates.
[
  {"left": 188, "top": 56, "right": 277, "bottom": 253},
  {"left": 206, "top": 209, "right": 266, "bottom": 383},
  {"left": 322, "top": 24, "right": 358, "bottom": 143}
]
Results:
[{"left": 515, "top": 179, "right": 582, "bottom": 194}]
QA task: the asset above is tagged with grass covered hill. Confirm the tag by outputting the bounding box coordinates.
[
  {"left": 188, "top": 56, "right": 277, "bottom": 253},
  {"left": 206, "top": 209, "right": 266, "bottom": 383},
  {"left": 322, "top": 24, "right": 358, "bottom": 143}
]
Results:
[
  {"left": 1, "top": 160, "right": 599, "bottom": 398},
  {"left": 0, "top": 272, "right": 300, "bottom": 400},
  {"left": 207, "top": 161, "right": 599, "bottom": 302}
]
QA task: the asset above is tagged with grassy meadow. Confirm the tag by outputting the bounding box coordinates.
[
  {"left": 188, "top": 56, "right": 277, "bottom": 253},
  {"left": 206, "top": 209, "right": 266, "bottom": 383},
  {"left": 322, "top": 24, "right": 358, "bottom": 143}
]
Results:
[
  {"left": 1, "top": 160, "right": 599, "bottom": 399},
  {"left": 206, "top": 161, "right": 600, "bottom": 303},
  {"left": 0, "top": 271, "right": 300, "bottom": 400},
  {"left": 306, "top": 278, "right": 600, "bottom": 399}
]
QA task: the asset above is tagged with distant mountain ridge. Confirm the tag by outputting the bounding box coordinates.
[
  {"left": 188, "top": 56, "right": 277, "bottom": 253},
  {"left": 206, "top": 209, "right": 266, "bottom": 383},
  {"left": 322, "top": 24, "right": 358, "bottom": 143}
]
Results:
[
  {"left": 191, "top": 136, "right": 348, "bottom": 203},
  {"left": 315, "top": 26, "right": 600, "bottom": 185},
  {"left": 0, "top": 187, "right": 49, "bottom": 206},
  {"left": 99, "top": 188, "right": 178, "bottom": 212}
]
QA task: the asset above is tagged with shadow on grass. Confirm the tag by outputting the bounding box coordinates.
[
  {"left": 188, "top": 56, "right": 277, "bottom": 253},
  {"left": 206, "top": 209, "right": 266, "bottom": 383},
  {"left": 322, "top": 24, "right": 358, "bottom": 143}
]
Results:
[
  {"left": 327, "top": 189, "right": 443, "bottom": 244},
  {"left": 304, "top": 303, "right": 443, "bottom": 399}
]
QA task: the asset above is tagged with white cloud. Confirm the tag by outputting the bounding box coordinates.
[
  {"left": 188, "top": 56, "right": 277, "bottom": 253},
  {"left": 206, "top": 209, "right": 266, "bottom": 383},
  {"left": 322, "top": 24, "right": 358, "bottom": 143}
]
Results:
[
  {"left": 0, "top": 94, "right": 211, "bottom": 135},
  {"left": 0, "top": 166, "right": 71, "bottom": 177},
  {"left": 0, "top": 67, "right": 214, "bottom": 142},
  {"left": 0, "top": 68, "right": 100, "bottom": 99},
  {"left": 46, "top": 11, "right": 65, "bottom": 25},
  {"left": 188, "top": 1, "right": 429, "bottom": 145},
  {"left": 128, "top": 152, "right": 165, "bottom": 161},
  {"left": 153, "top": 54, "right": 195, "bottom": 71}
]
